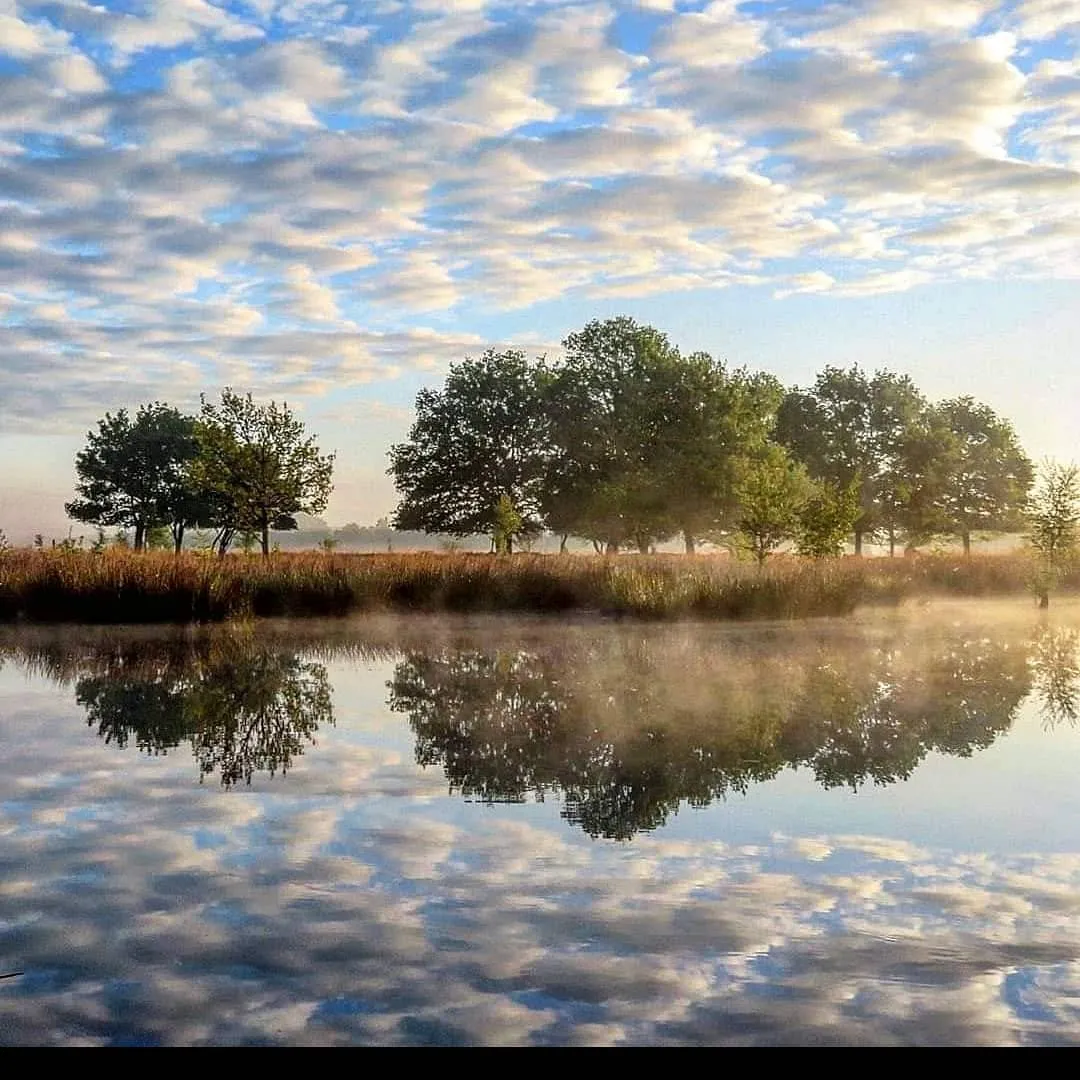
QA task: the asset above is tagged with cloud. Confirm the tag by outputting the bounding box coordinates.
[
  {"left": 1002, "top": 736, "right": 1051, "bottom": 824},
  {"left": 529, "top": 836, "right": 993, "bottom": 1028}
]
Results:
[{"left": 0, "top": 0, "right": 1077, "bottom": 438}]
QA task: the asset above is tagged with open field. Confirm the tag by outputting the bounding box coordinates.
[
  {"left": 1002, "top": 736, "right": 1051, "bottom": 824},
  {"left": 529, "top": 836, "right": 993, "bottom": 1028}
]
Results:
[{"left": 0, "top": 549, "right": 1071, "bottom": 624}]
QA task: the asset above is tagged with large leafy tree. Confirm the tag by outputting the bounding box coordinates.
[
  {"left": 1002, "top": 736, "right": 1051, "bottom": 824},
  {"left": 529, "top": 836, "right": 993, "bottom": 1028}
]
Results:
[
  {"left": 646, "top": 353, "right": 783, "bottom": 553},
  {"left": 542, "top": 318, "right": 675, "bottom": 553},
  {"left": 66, "top": 403, "right": 202, "bottom": 552},
  {"left": 544, "top": 317, "right": 776, "bottom": 554},
  {"left": 931, "top": 397, "right": 1033, "bottom": 554},
  {"left": 195, "top": 388, "right": 335, "bottom": 557},
  {"left": 388, "top": 349, "right": 551, "bottom": 550},
  {"left": 776, "top": 366, "right": 925, "bottom": 554}
]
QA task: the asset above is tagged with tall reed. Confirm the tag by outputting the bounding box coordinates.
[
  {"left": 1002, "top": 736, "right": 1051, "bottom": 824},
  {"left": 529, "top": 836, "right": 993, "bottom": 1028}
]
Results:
[{"left": 0, "top": 548, "right": 1068, "bottom": 625}]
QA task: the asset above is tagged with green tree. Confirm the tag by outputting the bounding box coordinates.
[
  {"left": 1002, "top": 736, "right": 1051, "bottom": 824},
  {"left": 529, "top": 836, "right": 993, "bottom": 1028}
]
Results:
[
  {"left": 932, "top": 397, "right": 1033, "bottom": 555},
  {"left": 1027, "top": 460, "right": 1080, "bottom": 607},
  {"left": 388, "top": 350, "right": 550, "bottom": 546},
  {"left": 647, "top": 355, "right": 783, "bottom": 554},
  {"left": 195, "top": 388, "right": 335, "bottom": 558},
  {"left": 543, "top": 318, "right": 776, "bottom": 554},
  {"left": 543, "top": 318, "right": 678, "bottom": 553},
  {"left": 492, "top": 494, "right": 523, "bottom": 555},
  {"left": 795, "top": 478, "right": 860, "bottom": 558},
  {"left": 776, "top": 367, "right": 925, "bottom": 555},
  {"left": 733, "top": 446, "right": 808, "bottom": 566},
  {"left": 66, "top": 403, "right": 202, "bottom": 552}
]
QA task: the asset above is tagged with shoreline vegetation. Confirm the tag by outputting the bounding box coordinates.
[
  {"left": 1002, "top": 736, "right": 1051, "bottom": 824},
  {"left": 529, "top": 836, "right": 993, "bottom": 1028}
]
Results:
[{"left": 0, "top": 549, "right": 1071, "bottom": 625}]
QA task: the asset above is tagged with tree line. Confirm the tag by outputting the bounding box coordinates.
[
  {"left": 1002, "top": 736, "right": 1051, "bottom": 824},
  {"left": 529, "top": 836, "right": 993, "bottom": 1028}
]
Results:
[
  {"left": 389, "top": 316, "right": 1035, "bottom": 559},
  {"left": 57, "top": 314, "right": 1074, "bottom": 567},
  {"left": 65, "top": 388, "right": 334, "bottom": 556}
]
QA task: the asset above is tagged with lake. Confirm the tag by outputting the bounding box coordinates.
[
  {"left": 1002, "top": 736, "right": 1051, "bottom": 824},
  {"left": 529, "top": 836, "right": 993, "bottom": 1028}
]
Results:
[{"left": 4, "top": 602, "right": 1080, "bottom": 1045}]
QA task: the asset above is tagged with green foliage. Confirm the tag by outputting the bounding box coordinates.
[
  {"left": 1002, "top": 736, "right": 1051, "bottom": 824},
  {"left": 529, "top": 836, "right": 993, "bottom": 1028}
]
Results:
[
  {"left": 932, "top": 398, "right": 1034, "bottom": 554},
  {"left": 796, "top": 478, "right": 860, "bottom": 558},
  {"left": 196, "top": 388, "right": 335, "bottom": 558},
  {"left": 146, "top": 525, "right": 172, "bottom": 551},
  {"left": 733, "top": 447, "right": 808, "bottom": 566},
  {"left": 389, "top": 349, "right": 551, "bottom": 542},
  {"left": 65, "top": 402, "right": 202, "bottom": 552},
  {"left": 1027, "top": 460, "right": 1080, "bottom": 565},
  {"left": 493, "top": 494, "right": 523, "bottom": 555},
  {"left": 541, "top": 317, "right": 783, "bottom": 553},
  {"left": 776, "top": 367, "right": 925, "bottom": 553}
]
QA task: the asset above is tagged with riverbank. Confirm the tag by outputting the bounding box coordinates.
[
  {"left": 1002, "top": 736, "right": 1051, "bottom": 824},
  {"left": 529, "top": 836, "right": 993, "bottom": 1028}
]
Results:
[{"left": 0, "top": 549, "right": 1067, "bottom": 624}]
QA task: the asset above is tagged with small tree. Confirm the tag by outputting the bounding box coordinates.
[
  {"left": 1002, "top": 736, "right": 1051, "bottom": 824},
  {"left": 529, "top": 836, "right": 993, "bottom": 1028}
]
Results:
[
  {"left": 734, "top": 448, "right": 808, "bottom": 567},
  {"left": 796, "top": 478, "right": 860, "bottom": 558},
  {"left": 146, "top": 525, "right": 172, "bottom": 551},
  {"left": 1027, "top": 460, "right": 1080, "bottom": 607},
  {"left": 493, "top": 494, "right": 523, "bottom": 555},
  {"left": 196, "top": 388, "right": 335, "bottom": 558}
]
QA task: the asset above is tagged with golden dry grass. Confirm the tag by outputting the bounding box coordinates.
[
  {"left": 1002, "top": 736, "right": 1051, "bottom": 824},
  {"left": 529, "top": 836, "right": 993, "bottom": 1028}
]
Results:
[{"left": 0, "top": 547, "right": 1067, "bottom": 624}]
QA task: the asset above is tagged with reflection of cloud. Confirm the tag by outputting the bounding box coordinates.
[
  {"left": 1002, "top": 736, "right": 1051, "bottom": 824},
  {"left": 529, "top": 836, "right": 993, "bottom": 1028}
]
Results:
[{"left": 6, "top": 615, "right": 1080, "bottom": 1043}]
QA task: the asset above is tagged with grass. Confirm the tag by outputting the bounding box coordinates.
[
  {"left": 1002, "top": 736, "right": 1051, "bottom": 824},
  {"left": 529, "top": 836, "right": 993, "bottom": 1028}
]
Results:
[{"left": 0, "top": 548, "right": 1072, "bottom": 625}]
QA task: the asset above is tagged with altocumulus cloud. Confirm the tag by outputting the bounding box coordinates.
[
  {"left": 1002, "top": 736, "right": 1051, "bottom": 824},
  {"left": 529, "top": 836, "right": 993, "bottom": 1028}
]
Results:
[{"left": 0, "top": 1, "right": 1078, "bottom": 429}]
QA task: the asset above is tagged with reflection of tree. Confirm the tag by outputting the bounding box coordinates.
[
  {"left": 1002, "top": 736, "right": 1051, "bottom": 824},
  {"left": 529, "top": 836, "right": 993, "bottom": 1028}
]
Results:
[
  {"left": 67, "top": 635, "right": 334, "bottom": 786},
  {"left": 1031, "top": 626, "right": 1080, "bottom": 730},
  {"left": 389, "top": 631, "right": 1032, "bottom": 839}
]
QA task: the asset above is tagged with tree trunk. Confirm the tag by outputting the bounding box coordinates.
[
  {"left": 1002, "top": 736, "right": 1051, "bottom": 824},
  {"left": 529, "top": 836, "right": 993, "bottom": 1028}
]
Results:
[
  {"left": 853, "top": 528, "right": 863, "bottom": 556},
  {"left": 134, "top": 521, "right": 145, "bottom": 552},
  {"left": 173, "top": 524, "right": 184, "bottom": 555},
  {"left": 637, "top": 537, "right": 650, "bottom": 555},
  {"left": 888, "top": 527, "right": 896, "bottom": 557},
  {"left": 559, "top": 534, "right": 568, "bottom": 554},
  {"left": 962, "top": 531, "right": 971, "bottom": 556},
  {"left": 261, "top": 515, "right": 270, "bottom": 558},
  {"left": 507, "top": 535, "right": 514, "bottom": 555},
  {"left": 605, "top": 542, "right": 619, "bottom": 555},
  {"left": 683, "top": 530, "right": 696, "bottom": 555}
]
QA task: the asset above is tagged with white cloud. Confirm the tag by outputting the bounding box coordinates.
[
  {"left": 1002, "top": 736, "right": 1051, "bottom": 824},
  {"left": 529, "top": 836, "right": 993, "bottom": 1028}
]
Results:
[{"left": 0, "top": 0, "right": 1077, "bottom": 445}]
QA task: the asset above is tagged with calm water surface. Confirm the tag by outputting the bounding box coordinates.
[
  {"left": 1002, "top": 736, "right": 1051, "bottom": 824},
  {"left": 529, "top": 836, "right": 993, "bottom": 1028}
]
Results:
[{"left": 4, "top": 602, "right": 1080, "bottom": 1045}]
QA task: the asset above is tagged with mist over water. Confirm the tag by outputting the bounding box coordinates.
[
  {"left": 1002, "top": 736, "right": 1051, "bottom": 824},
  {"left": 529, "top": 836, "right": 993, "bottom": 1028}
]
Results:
[{"left": 4, "top": 603, "right": 1080, "bottom": 1045}]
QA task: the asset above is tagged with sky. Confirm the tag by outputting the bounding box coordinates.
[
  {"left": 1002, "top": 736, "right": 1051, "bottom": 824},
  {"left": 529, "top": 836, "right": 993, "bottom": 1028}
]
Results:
[{"left": 0, "top": 0, "right": 1078, "bottom": 538}]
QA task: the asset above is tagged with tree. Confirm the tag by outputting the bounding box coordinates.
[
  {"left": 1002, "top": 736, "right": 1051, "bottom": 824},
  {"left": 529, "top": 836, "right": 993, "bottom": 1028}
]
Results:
[
  {"left": 795, "top": 478, "right": 860, "bottom": 558},
  {"left": 195, "top": 388, "right": 335, "bottom": 558},
  {"left": 543, "top": 318, "right": 777, "bottom": 554},
  {"left": 66, "top": 403, "right": 202, "bottom": 552},
  {"left": 492, "top": 494, "right": 523, "bottom": 555},
  {"left": 932, "top": 397, "right": 1033, "bottom": 555},
  {"left": 645, "top": 354, "right": 783, "bottom": 554},
  {"left": 542, "top": 318, "right": 676, "bottom": 553},
  {"left": 776, "top": 367, "right": 925, "bottom": 555},
  {"left": 733, "top": 446, "right": 808, "bottom": 567},
  {"left": 1027, "top": 460, "right": 1080, "bottom": 607},
  {"left": 388, "top": 350, "right": 550, "bottom": 546}
]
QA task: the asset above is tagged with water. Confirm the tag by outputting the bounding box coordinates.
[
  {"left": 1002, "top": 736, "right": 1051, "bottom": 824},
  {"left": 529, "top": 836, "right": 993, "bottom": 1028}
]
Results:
[{"left": 4, "top": 602, "right": 1080, "bottom": 1045}]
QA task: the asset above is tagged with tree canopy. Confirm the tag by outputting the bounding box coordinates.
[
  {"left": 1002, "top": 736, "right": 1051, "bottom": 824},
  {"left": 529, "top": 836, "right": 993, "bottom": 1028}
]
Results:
[
  {"left": 195, "top": 388, "right": 335, "bottom": 557},
  {"left": 66, "top": 402, "right": 202, "bottom": 552},
  {"left": 388, "top": 349, "right": 550, "bottom": 546}
]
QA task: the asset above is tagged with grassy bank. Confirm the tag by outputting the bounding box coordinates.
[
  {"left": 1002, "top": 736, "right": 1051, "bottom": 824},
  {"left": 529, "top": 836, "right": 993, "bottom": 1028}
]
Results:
[{"left": 0, "top": 549, "right": 1067, "bottom": 625}]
